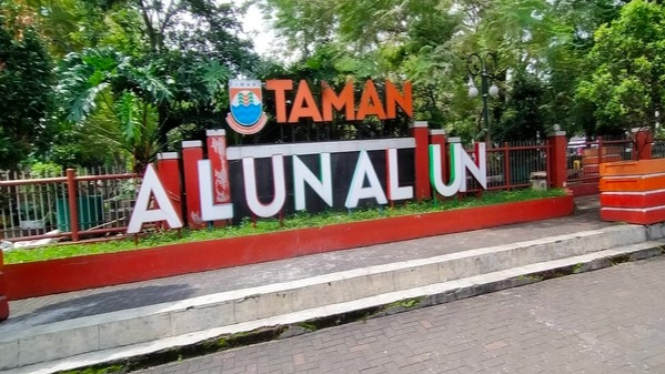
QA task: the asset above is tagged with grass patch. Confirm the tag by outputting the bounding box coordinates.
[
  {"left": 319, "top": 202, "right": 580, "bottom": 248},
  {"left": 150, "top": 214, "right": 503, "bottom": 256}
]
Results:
[{"left": 4, "top": 189, "right": 566, "bottom": 264}]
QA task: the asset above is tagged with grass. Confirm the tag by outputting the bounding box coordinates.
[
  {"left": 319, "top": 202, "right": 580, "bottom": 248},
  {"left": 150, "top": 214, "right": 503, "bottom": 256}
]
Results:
[{"left": 3, "top": 189, "right": 566, "bottom": 264}]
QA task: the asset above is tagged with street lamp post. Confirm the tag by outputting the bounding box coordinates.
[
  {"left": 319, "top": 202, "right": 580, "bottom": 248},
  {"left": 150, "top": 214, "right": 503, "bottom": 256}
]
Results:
[{"left": 467, "top": 52, "right": 500, "bottom": 146}]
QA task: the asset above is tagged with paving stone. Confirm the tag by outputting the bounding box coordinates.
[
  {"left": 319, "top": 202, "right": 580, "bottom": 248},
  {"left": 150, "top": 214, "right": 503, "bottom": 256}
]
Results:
[{"left": 137, "top": 256, "right": 665, "bottom": 374}]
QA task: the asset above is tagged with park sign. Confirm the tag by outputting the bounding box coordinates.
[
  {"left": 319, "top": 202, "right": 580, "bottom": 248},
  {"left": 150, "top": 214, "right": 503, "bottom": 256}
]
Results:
[
  {"left": 126, "top": 80, "right": 488, "bottom": 234},
  {"left": 225, "top": 79, "right": 413, "bottom": 135}
]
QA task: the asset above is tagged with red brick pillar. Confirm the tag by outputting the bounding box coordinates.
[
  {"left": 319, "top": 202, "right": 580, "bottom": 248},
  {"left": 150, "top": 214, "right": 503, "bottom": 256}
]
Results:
[
  {"left": 548, "top": 130, "right": 567, "bottom": 188},
  {"left": 634, "top": 129, "right": 653, "bottom": 160},
  {"left": 156, "top": 152, "right": 183, "bottom": 229},
  {"left": 0, "top": 250, "right": 8, "bottom": 322},
  {"left": 429, "top": 129, "right": 448, "bottom": 194},
  {"left": 411, "top": 121, "right": 431, "bottom": 200},
  {"left": 206, "top": 130, "right": 231, "bottom": 226},
  {"left": 182, "top": 141, "right": 206, "bottom": 229}
]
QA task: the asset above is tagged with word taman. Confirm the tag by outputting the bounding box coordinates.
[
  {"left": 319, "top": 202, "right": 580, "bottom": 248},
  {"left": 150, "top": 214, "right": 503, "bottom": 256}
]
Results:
[{"left": 266, "top": 80, "right": 413, "bottom": 123}]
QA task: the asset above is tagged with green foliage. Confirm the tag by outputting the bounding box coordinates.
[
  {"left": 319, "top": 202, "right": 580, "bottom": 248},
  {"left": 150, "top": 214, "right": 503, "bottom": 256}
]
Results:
[
  {"left": 0, "top": 2, "right": 55, "bottom": 170},
  {"left": 495, "top": 73, "right": 547, "bottom": 142},
  {"left": 4, "top": 0, "right": 658, "bottom": 165},
  {"left": 5, "top": 188, "right": 566, "bottom": 264},
  {"left": 29, "top": 161, "right": 62, "bottom": 177},
  {"left": 576, "top": 0, "right": 665, "bottom": 133},
  {"left": 261, "top": 0, "right": 632, "bottom": 141}
]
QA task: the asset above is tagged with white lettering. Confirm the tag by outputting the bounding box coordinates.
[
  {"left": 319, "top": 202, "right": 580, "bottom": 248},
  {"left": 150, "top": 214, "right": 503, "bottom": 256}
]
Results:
[{"left": 127, "top": 164, "right": 183, "bottom": 234}]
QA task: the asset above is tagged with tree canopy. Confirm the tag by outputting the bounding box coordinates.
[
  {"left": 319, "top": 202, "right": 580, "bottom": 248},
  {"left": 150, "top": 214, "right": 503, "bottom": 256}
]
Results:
[
  {"left": 0, "top": 1, "right": 55, "bottom": 170},
  {"left": 2, "top": 0, "right": 663, "bottom": 169}
]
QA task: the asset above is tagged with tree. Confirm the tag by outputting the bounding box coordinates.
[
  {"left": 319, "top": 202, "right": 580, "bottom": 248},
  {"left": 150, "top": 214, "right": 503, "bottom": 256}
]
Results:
[
  {"left": 576, "top": 0, "right": 665, "bottom": 134},
  {"left": 261, "top": 0, "right": 633, "bottom": 141},
  {"left": 495, "top": 73, "right": 547, "bottom": 142},
  {"left": 0, "top": 1, "right": 55, "bottom": 170},
  {"left": 55, "top": 47, "right": 229, "bottom": 172}
]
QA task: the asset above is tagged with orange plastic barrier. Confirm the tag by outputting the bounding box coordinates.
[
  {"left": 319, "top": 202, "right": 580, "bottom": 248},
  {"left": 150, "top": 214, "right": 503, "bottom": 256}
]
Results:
[
  {"left": 601, "top": 190, "right": 665, "bottom": 208},
  {"left": 583, "top": 147, "right": 623, "bottom": 175},
  {"left": 583, "top": 154, "right": 623, "bottom": 166},
  {"left": 599, "top": 173, "right": 665, "bottom": 192},
  {"left": 600, "top": 159, "right": 665, "bottom": 177},
  {"left": 601, "top": 206, "right": 665, "bottom": 225}
]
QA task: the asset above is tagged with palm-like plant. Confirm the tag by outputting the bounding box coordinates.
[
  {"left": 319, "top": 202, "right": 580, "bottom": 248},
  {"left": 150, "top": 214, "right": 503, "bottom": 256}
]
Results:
[
  {"left": 55, "top": 47, "right": 229, "bottom": 172},
  {"left": 55, "top": 47, "right": 170, "bottom": 172}
]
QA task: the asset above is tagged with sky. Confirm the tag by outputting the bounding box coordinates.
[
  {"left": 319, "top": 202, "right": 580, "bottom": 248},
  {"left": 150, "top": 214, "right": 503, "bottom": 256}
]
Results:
[{"left": 231, "top": 0, "right": 277, "bottom": 57}]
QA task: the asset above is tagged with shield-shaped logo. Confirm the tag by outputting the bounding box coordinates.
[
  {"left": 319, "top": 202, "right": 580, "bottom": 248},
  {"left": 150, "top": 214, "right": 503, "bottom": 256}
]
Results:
[{"left": 226, "top": 80, "right": 268, "bottom": 135}]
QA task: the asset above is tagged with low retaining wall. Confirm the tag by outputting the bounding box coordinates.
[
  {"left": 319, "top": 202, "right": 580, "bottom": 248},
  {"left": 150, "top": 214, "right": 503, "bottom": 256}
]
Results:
[
  {"left": 4, "top": 194, "right": 574, "bottom": 300},
  {"left": 0, "top": 250, "right": 8, "bottom": 322},
  {"left": 568, "top": 182, "right": 600, "bottom": 197}
]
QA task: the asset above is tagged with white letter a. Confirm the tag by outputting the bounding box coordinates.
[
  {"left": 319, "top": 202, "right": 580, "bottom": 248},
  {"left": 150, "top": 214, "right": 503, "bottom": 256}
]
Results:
[{"left": 127, "top": 164, "right": 183, "bottom": 233}]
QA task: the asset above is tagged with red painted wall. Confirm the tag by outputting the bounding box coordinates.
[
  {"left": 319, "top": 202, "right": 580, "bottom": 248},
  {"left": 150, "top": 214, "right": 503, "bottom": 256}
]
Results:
[
  {"left": 5, "top": 195, "right": 574, "bottom": 300},
  {"left": 0, "top": 251, "right": 8, "bottom": 321}
]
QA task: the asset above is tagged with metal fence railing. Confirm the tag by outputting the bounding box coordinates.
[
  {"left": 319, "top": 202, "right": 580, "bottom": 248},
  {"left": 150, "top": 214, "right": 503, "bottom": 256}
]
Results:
[
  {"left": 566, "top": 136, "right": 633, "bottom": 184},
  {"left": 0, "top": 168, "right": 139, "bottom": 242},
  {"left": 463, "top": 140, "right": 551, "bottom": 193},
  {"left": 653, "top": 139, "right": 665, "bottom": 159}
]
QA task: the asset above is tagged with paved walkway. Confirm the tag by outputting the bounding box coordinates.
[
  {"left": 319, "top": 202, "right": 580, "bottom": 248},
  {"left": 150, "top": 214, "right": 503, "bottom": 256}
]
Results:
[
  {"left": 139, "top": 255, "right": 665, "bottom": 374},
  {"left": 2, "top": 196, "right": 606, "bottom": 332},
  {"left": 2, "top": 197, "right": 605, "bottom": 331}
]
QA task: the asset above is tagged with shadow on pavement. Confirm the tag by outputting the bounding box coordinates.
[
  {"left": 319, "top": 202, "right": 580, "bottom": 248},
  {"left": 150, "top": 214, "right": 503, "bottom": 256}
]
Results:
[{"left": 0, "top": 284, "right": 194, "bottom": 331}]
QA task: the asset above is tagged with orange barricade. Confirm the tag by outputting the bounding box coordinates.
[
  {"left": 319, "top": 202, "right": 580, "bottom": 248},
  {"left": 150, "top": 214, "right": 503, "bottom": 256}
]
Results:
[
  {"left": 600, "top": 159, "right": 665, "bottom": 224},
  {"left": 600, "top": 173, "right": 665, "bottom": 192},
  {"left": 600, "top": 159, "right": 665, "bottom": 177}
]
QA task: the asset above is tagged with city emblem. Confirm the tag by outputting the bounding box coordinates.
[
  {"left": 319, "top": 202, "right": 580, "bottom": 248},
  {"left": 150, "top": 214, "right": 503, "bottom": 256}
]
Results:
[{"left": 226, "top": 80, "right": 268, "bottom": 135}]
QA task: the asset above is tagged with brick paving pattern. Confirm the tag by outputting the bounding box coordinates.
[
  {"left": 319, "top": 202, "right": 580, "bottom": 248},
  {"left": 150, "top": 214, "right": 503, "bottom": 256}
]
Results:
[{"left": 140, "top": 256, "right": 665, "bottom": 374}]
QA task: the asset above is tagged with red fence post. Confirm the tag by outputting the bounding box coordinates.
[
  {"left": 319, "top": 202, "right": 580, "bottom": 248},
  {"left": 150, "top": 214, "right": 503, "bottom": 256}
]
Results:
[
  {"left": 156, "top": 152, "right": 183, "bottom": 228},
  {"left": 503, "top": 142, "right": 511, "bottom": 190},
  {"left": 66, "top": 169, "right": 80, "bottom": 242},
  {"left": 206, "top": 130, "right": 231, "bottom": 226},
  {"left": 411, "top": 121, "right": 431, "bottom": 200},
  {"left": 0, "top": 249, "right": 8, "bottom": 321},
  {"left": 634, "top": 129, "right": 653, "bottom": 160},
  {"left": 182, "top": 141, "right": 206, "bottom": 229},
  {"left": 597, "top": 136, "right": 604, "bottom": 167},
  {"left": 548, "top": 130, "right": 567, "bottom": 188}
]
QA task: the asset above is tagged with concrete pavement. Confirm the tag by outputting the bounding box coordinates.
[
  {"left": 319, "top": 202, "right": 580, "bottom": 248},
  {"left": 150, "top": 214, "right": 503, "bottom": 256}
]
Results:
[
  {"left": 7, "top": 208, "right": 610, "bottom": 326},
  {"left": 139, "top": 256, "right": 665, "bottom": 374},
  {"left": 4, "top": 195, "right": 665, "bottom": 373}
]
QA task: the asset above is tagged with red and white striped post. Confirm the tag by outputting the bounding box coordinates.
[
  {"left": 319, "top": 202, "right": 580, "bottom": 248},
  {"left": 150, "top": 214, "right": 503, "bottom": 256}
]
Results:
[
  {"left": 182, "top": 140, "right": 206, "bottom": 229},
  {"left": 411, "top": 121, "right": 431, "bottom": 200},
  {"left": 206, "top": 130, "right": 231, "bottom": 226},
  {"left": 156, "top": 152, "right": 183, "bottom": 229}
]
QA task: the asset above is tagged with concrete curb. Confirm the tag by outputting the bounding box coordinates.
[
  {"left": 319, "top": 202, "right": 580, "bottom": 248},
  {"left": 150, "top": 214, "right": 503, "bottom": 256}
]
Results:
[{"left": 6, "top": 240, "right": 663, "bottom": 374}]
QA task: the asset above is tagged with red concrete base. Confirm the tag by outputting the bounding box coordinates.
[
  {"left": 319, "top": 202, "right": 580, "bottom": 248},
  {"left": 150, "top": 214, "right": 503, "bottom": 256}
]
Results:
[
  {"left": 601, "top": 190, "right": 665, "bottom": 209},
  {"left": 600, "top": 206, "right": 665, "bottom": 225},
  {"left": 0, "top": 252, "right": 6, "bottom": 321},
  {"left": 5, "top": 194, "right": 575, "bottom": 300},
  {"left": 0, "top": 296, "right": 7, "bottom": 322}
]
